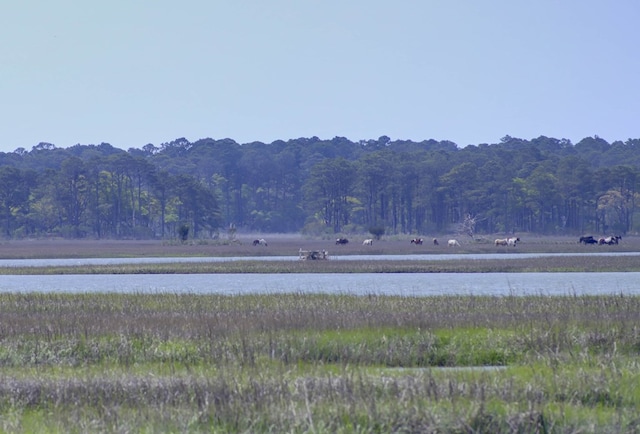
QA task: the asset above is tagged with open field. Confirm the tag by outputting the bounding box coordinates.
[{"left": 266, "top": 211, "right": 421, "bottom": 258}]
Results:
[
  {"left": 0, "top": 234, "right": 638, "bottom": 259},
  {"left": 1, "top": 234, "right": 639, "bottom": 274},
  {"left": 0, "top": 293, "right": 639, "bottom": 432}
]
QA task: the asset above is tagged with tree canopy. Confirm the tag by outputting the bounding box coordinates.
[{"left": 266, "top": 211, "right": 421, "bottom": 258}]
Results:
[{"left": 1, "top": 134, "right": 639, "bottom": 239}]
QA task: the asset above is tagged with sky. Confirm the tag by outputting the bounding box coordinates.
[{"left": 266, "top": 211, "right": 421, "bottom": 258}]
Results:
[{"left": 1, "top": 1, "right": 639, "bottom": 153}]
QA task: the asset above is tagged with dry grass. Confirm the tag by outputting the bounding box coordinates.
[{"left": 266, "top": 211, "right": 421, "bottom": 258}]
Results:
[
  {"left": 0, "top": 234, "right": 638, "bottom": 259},
  {"left": 0, "top": 293, "right": 639, "bottom": 432}
]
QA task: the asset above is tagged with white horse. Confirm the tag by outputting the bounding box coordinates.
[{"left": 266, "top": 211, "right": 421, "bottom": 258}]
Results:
[
  {"left": 495, "top": 238, "right": 508, "bottom": 246},
  {"left": 448, "top": 239, "right": 460, "bottom": 247},
  {"left": 363, "top": 239, "right": 373, "bottom": 246},
  {"left": 507, "top": 237, "right": 520, "bottom": 246},
  {"left": 252, "top": 238, "right": 268, "bottom": 246},
  {"left": 599, "top": 235, "right": 621, "bottom": 245}
]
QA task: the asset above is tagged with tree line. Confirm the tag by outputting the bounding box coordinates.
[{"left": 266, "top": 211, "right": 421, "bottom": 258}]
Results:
[{"left": 0, "top": 134, "right": 639, "bottom": 240}]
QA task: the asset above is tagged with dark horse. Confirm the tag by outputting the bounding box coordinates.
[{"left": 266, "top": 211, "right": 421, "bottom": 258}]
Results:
[
  {"left": 336, "top": 238, "right": 349, "bottom": 245},
  {"left": 579, "top": 235, "right": 597, "bottom": 245}
]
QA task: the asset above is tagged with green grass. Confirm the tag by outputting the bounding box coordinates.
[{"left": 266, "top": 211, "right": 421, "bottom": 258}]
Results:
[{"left": 0, "top": 292, "right": 639, "bottom": 432}]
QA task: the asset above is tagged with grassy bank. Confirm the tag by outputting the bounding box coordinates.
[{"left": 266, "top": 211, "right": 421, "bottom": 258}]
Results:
[{"left": 0, "top": 292, "right": 639, "bottom": 432}]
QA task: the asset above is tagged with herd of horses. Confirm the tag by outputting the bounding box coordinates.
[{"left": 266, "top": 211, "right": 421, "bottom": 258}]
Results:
[
  {"left": 338, "top": 237, "right": 519, "bottom": 248},
  {"left": 254, "top": 235, "right": 623, "bottom": 249},
  {"left": 410, "top": 237, "right": 460, "bottom": 247},
  {"left": 330, "top": 237, "right": 465, "bottom": 247},
  {"left": 579, "top": 235, "right": 622, "bottom": 245},
  {"left": 253, "top": 234, "right": 623, "bottom": 249},
  {"left": 410, "top": 238, "right": 441, "bottom": 246},
  {"left": 254, "top": 236, "right": 462, "bottom": 247}
]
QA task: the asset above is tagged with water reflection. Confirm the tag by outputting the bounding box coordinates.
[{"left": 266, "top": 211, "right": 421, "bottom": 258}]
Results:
[
  {"left": 1, "top": 251, "right": 640, "bottom": 268},
  {"left": 0, "top": 272, "right": 638, "bottom": 296}
]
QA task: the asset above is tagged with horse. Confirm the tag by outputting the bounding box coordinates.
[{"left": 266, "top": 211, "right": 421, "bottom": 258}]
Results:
[
  {"left": 495, "top": 238, "right": 508, "bottom": 246},
  {"left": 410, "top": 238, "right": 423, "bottom": 245},
  {"left": 579, "top": 235, "right": 597, "bottom": 245},
  {"left": 507, "top": 237, "right": 520, "bottom": 247},
  {"left": 599, "top": 235, "right": 621, "bottom": 245},
  {"left": 448, "top": 239, "right": 460, "bottom": 247},
  {"left": 336, "top": 238, "right": 349, "bottom": 245},
  {"left": 252, "top": 238, "right": 267, "bottom": 246},
  {"left": 363, "top": 239, "right": 373, "bottom": 246},
  {"left": 433, "top": 238, "right": 439, "bottom": 246}
]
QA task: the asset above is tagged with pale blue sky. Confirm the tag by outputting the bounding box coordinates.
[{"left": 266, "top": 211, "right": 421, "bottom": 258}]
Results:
[{"left": 1, "top": 1, "right": 638, "bottom": 153}]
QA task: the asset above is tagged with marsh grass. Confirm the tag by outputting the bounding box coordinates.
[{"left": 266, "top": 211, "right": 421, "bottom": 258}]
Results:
[{"left": 0, "top": 292, "right": 639, "bottom": 432}]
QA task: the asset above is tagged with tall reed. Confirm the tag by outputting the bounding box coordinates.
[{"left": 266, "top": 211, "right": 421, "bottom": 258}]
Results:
[{"left": 0, "top": 292, "right": 639, "bottom": 432}]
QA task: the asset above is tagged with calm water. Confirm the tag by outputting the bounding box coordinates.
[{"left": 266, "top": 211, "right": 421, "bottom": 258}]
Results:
[
  {"left": 1, "top": 252, "right": 638, "bottom": 296},
  {"left": 1, "top": 251, "right": 640, "bottom": 267},
  {"left": 0, "top": 272, "right": 638, "bottom": 296}
]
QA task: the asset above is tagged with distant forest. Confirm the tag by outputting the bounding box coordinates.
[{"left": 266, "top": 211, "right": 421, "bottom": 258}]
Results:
[{"left": 0, "top": 134, "right": 639, "bottom": 240}]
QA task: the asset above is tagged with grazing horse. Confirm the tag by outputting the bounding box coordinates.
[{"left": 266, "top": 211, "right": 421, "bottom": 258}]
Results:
[
  {"left": 252, "top": 238, "right": 267, "bottom": 246},
  {"left": 579, "top": 235, "right": 597, "bottom": 245},
  {"left": 410, "top": 238, "right": 423, "bottom": 245},
  {"left": 433, "top": 238, "right": 439, "bottom": 246},
  {"left": 599, "top": 235, "right": 621, "bottom": 245},
  {"left": 363, "top": 239, "right": 373, "bottom": 246},
  {"left": 495, "top": 238, "right": 508, "bottom": 246},
  {"left": 507, "top": 237, "right": 520, "bottom": 247},
  {"left": 336, "top": 238, "right": 349, "bottom": 245},
  {"left": 448, "top": 239, "right": 460, "bottom": 247}
]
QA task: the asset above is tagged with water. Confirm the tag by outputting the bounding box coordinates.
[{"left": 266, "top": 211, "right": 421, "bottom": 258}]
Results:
[
  {"left": 1, "top": 252, "right": 638, "bottom": 296},
  {"left": 0, "top": 272, "right": 637, "bottom": 296},
  {"left": 1, "top": 251, "right": 639, "bottom": 268}
]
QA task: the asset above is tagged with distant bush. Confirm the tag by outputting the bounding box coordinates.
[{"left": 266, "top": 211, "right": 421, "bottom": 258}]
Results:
[
  {"left": 178, "top": 224, "right": 189, "bottom": 242},
  {"left": 368, "top": 226, "right": 385, "bottom": 240}
]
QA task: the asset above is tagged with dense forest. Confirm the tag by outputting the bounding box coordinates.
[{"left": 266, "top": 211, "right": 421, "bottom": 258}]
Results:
[{"left": 0, "top": 134, "right": 639, "bottom": 240}]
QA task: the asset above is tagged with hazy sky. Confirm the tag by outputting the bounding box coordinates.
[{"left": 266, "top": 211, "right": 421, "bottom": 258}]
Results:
[{"left": 1, "top": 1, "right": 638, "bottom": 153}]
